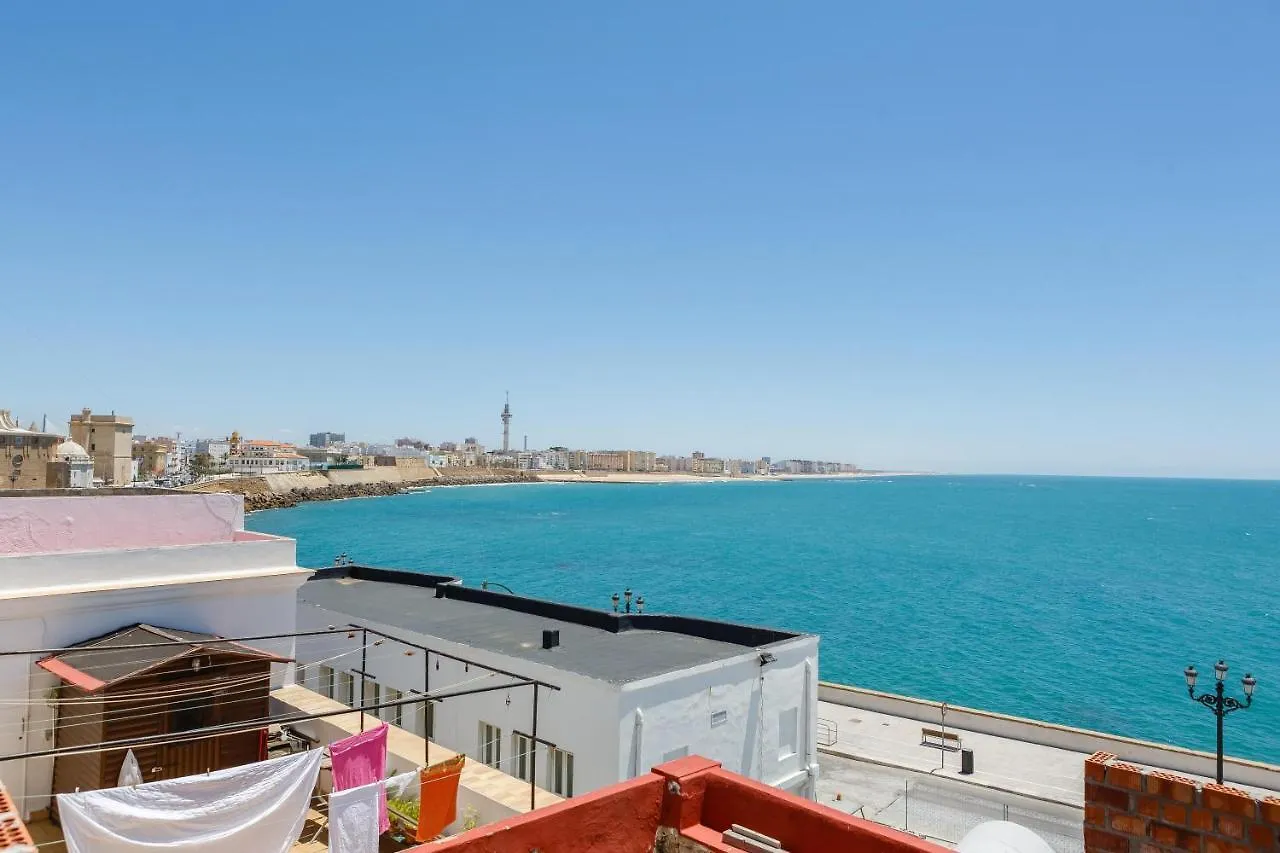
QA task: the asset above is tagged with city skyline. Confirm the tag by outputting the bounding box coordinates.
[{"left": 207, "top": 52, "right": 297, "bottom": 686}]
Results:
[{"left": 3, "top": 4, "right": 1278, "bottom": 479}]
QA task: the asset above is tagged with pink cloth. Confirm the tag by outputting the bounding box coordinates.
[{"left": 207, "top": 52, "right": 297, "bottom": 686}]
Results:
[{"left": 330, "top": 723, "right": 389, "bottom": 833}]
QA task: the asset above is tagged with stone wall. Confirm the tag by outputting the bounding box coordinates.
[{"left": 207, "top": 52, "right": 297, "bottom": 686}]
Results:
[{"left": 1084, "top": 751, "right": 1280, "bottom": 853}]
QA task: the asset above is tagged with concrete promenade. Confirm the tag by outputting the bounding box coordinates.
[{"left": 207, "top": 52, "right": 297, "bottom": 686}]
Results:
[{"left": 814, "top": 699, "right": 1280, "bottom": 850}]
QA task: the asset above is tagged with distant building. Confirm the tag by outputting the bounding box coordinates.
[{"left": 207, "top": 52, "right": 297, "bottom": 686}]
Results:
[
  {"left": 309, "top": 431, "right": 345, "bottom": 448},
  {"left": 68, "top": 408, "right": 134, "bottom": 484},
  {"left": 586, "top": 450, "right": 656, "bottom": 472},
  {"left": 50, "top": 439, "right": 94, "bottom": 488},
  {"left": 228, "top": 439, "right": 309, "bottom": 473},
  {"left": 195, "top": 438, "right": 232, "bottom": 467},
  {"left": 691, "top": 454, "right": 725, "bottom": 475},
  {"left": 132, "top": 440, "right": 169, "bottom": 479},
  {"left": 0, "top": 410, "right": 61, "bottom": 490}
]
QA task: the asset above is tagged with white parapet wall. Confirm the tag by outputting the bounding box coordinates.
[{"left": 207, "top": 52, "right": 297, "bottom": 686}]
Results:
[{"left": 819, "top": 681, "right": 1280, "bottom": 791}]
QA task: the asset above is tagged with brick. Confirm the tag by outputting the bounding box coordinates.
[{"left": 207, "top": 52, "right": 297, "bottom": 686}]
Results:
[
  {"left": 1086, "top": 804, "right": 1106, "bottom": 827},
  {"left": 1086, "top": 827, "right": 1133, "bottom": 853},
  {"left": 1247, "top": 823, "right": 1276, "bottom": 849},
  {"left": 1112, "top": 814, "right": 1148, "bottom": 835},
  {"left": 1261, "top": 797, "right": 1280, "bottom": 827},
  {"left": 1087, "top": 751, "right": 1118, "bottom": 782},
  {"left": 1215, "top": 815, "right": 1244, "bottom": 839},
  {"left": 1151, "top": 824, "right": 1179, "bottom": 846},
  {"left": 1148, "top": 771, "right": 1199, "bottom": 805},
  {"left": 1162, "top": 803, "right": 1188, "bottom": 825},
  {"left": 1189, "top": 809, "right": 1215, "bottom": 831},
  {"left": 1089, "top": 782, "right": 1133, "bottom": 810},
  {"left": 1203, "top": 784, "right": 1257, "bottom": 818},
  {"left": 1111, "top": 763, "right": 1147, "bottom": 791},
  {"left": 1137, "top": 796, "right": 1162, "bottom": 819},
  {"left": 1140, "top": 844, "right": 1164, "bottom": 853},
  {"left": 1204, "top": 839, "right": 1226, "bottom": 853}
]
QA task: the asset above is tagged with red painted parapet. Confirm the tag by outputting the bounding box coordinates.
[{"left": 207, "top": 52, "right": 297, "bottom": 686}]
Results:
[
  {"left": 1084, "top": 750, "right": 1280, "bottom": 853},
  {"left": 425, "top": 755, "right": 947, "bottom": 853}
]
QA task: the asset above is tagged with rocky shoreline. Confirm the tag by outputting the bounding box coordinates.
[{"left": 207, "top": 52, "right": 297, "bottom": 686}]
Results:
[{"left": 241, "top": 471, "right": 541, "bottom": 511}]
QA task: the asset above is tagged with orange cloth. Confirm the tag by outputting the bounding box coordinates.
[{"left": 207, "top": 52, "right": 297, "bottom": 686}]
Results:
[{"left": 415, "top": 755, "right": 465, "bottom": 842}]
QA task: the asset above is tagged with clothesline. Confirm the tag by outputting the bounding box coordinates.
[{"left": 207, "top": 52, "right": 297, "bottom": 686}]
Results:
[
  {"left": 1, "top": 635, "right": 369, "bottom": 704},
  {"left": 0, "top": 643, "right": 380, "bottom": 735}
]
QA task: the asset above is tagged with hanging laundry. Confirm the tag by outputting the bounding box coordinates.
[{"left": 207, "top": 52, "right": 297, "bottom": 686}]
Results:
[
  {"left": 329, "top": 722, "right": 389, "bottom": 832},
  {"left": 116, "top": 749, "right": 144, "bottom": 787},
  {"left": 415, "top": 754, "right": 465, "bottom": 843},
  {"left": 57, "top": 749, "right": 322, "bottom": 853},
  {"left": 328, "top": 780, "right": 380, "bottom": 853}
]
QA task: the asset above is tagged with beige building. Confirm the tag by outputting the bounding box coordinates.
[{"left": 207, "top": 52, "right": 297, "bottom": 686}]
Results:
[
  {"left": 69, "top": 408, "right": 135, "bottom": 484},
  {"left": 0, "top": 410, "right": 61, "bottom": 490},
  {"left": 132, "top": 441, "right": 169, "bottom": 479},
  {"left": 586, "top": 450, "right": 657, "bottom": 472}
]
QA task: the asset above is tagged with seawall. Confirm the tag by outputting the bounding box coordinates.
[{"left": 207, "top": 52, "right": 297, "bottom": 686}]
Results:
[{"left": 183, "top": 467, "right": 540, "bottom": 510}]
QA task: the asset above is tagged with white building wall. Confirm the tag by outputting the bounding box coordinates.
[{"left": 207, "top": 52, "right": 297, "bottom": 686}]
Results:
[
  {"left": 293, "top": 603, "right": 624, "bottom": 799},
  {"left": 616, "top": 635, "right": 819, "bottom": 797}
]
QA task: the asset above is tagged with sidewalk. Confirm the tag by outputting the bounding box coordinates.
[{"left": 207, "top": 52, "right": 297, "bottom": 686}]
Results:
[{"left": 817, "top": 700, "right": 1087, "bottom": 806}]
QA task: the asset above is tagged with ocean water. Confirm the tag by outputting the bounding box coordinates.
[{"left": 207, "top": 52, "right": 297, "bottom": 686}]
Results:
[{"left": 246, "top": 475, "right": 1280, "bottom": 763}]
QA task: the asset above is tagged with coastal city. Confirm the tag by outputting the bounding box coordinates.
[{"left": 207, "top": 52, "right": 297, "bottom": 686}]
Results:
[
  {"left": 0, "top": 397, "right": 861, "bottom": 494},
  {"left": 3, "top": 5, "right": 1277, "bottom": 853}
]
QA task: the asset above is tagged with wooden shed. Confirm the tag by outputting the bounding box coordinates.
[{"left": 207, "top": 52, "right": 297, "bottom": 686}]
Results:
[{"left": 41, "top": 624, "right": 291, "bottom": 809}]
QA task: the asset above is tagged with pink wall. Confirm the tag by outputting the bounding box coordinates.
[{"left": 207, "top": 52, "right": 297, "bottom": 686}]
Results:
[{"left": 0, "top": 494, "right": 246, "bottom": 556}]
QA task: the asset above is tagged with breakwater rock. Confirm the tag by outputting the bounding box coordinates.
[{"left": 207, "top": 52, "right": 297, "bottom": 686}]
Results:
[{"left": 219, "top": 470, "right": 540, "bottom": 511}]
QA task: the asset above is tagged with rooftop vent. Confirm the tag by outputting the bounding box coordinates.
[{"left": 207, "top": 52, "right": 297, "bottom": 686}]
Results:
[{"left": 542, "top": 629, "right": 560, "bottom": 650}]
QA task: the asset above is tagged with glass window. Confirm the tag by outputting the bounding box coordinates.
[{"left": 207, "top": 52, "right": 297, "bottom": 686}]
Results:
[
  {"left": 547, "top": 747, "right": 574, "bottom": 797},
  {"left": 337, "top": 672, "right": 355, "bottom": 707},
  {"left": 477, "top": 721, "right": 501, "bottom": 769},
  {"left": 363, "top": 680, "right": 380, "bottom": 712},
  {"left": 512, "top": 733, "right": 533, "bottom": 782},
  {"left": 383, "top": 687, "right": 402, "bottom": 727},
  {"left": 319, "top": 665, "right": 335, "bottom": 698}
]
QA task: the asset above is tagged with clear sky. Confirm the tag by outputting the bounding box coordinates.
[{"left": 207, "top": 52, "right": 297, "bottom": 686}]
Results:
[{"left": 2, "top": 3, "right": 1277, "bottom": 478}]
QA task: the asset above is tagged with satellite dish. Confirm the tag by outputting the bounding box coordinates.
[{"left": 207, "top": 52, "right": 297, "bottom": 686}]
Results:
[{"left": 958, "top": 821, "right": 1056, "bottom": 853}]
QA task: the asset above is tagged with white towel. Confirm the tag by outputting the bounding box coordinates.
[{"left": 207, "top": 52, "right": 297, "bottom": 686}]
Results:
[
  {"left": 57, "top": 749, "right": 322, "bottom": 853},
  {"left": 329, "top": 781, "right": 380, "bottom": 853}
]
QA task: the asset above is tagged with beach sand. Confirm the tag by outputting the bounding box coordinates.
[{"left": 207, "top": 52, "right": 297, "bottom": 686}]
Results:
[{"left": 534, "top": 471, "right": 903, "bottom": 484}]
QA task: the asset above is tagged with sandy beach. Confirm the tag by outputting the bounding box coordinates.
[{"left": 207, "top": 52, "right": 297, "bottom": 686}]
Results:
[{"left": 534, "top": 471, "right": 909, "bottom": 484}]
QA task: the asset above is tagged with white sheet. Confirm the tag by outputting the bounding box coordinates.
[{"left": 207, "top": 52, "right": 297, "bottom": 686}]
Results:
[
  {"left": 57, "top": 749, "right": 323, "bottom": 853},
  {"left": 328, "top": 781, "right": 379, "bottom": 853}
]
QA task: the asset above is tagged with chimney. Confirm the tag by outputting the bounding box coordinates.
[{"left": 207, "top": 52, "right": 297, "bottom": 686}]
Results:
[{"left": 541, "top": 629, "right": 560, "bottom": 650}]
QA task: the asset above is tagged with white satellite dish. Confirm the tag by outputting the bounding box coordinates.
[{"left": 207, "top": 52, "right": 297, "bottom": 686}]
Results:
[{"left": 958, "top": 821, "right": 1056, "bottom": 853}]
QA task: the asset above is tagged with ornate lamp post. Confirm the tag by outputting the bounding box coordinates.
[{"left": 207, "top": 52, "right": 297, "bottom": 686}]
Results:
[{"left": 1184, "top": 660, "right": 1256, "bottom": 784}]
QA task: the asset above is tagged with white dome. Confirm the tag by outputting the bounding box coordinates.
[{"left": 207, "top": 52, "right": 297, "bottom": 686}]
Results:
[
  {"left": 958, "top": 822, "right": 1057, "bottom": 853},
  {"left": 56, "top": 440, "right": 91, "bottom": 460}
]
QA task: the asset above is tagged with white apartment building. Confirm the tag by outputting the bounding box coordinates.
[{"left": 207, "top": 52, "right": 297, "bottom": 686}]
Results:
[
  {"left": 0, "top": 491, "right": 310, "bottom": 818},
  {"left": 228, "top": 439, "right": 309, "bottom": 474},
  {"left": 293, "top": 566, "right": 820, "bottom": 801}
]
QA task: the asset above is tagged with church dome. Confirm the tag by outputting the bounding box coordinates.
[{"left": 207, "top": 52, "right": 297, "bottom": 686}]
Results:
[{"left": 56, "top": 440, "right": 91, "bottom": 461}]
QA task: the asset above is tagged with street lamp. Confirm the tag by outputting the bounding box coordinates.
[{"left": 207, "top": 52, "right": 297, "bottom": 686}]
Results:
[{"left": 1184, "top": 660, "right": 1256, "bottom": 784}]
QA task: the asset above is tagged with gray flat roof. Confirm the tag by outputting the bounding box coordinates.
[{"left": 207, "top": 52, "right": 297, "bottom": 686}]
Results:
[{"left": 299, "top": 568, "right": 806, "bottom": 684}]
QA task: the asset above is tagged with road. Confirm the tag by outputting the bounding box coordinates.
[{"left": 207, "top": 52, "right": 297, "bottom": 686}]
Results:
[{"left": 817, "top": 752, "right": 1084, "bottom": 853}]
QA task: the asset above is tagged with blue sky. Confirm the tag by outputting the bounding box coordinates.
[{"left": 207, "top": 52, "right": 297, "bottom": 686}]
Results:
[{"left": 2, "top": 3, "right": 1277, "bottom": 477}]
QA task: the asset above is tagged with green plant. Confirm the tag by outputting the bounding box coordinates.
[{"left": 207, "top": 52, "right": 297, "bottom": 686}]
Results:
[{"left": 462, "top": 806, "right": 480, "bottom": 832}]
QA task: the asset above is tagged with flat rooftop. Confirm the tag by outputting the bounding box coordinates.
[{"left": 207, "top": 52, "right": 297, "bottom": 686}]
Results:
[{"left": 299, "top": 565, "right": 807, "bottom": 684}]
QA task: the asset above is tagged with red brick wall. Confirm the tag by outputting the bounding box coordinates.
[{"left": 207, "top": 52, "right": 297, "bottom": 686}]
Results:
[{"left": 1084, "top": 751, "right": 1280, "bottom": 853}]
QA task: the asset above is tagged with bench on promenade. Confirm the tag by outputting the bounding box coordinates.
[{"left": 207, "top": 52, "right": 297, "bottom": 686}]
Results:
[{"left": 920, "top": 727, "right": 961, "bottom": 752}]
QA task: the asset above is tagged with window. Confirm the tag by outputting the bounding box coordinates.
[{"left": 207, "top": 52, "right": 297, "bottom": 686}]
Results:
[
  {"left": 383, "top": 687, "right": 402, "bottom": 727},
  {"left": 415, "top": 699, "right": 435, "bottom": 739},
  {"left": 363, "top": 680, "right": 380, "bottom": 712},
  {"left": 778, "top": 707, "right": 799, "bottom": 760},
  {"left": 512, "top": 733, "right": 533, "bottom": 782},
  {"left": 710, "top": 710, "right": 729, "bottom": 728},
  {"left": 478, "top": 721, "right": 501, "bottom": 769},
  {"left": 169, "top": 694, "right": 212, "bottom": 733},
  {"left": 337, "top": 672, "right": 355, "bottom": 707},
  {"left": 546, "top": 746, "right": 574, "bottom": 797},
  {"left": 318, "top": 665, "right": 335, "bottom": 699}
]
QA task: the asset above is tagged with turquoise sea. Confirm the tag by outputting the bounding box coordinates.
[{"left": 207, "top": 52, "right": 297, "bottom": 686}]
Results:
[{"left": 247, "top": 475, "right": 1280, "bottom": 763}]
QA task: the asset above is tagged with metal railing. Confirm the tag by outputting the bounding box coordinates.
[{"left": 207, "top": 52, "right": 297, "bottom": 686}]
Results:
[{"left": 817, "top": 717, "right": 838, "bottom": 747}]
